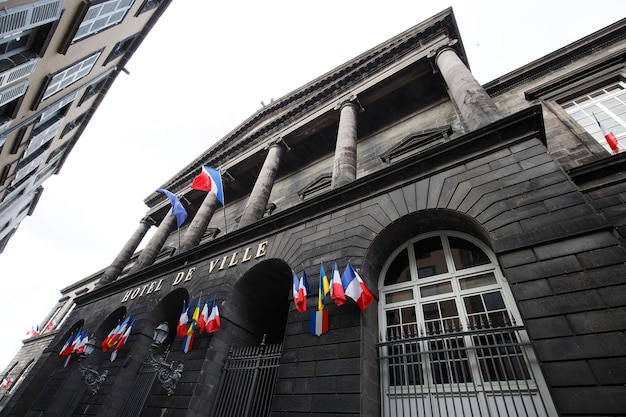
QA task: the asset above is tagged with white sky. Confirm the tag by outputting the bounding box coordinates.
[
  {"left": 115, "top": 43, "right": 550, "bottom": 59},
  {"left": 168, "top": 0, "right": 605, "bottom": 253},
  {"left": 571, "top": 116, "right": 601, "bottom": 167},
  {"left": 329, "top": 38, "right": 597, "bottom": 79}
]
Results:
[{"left": 1, "top": 0, "right": 625, "bottom": 371}]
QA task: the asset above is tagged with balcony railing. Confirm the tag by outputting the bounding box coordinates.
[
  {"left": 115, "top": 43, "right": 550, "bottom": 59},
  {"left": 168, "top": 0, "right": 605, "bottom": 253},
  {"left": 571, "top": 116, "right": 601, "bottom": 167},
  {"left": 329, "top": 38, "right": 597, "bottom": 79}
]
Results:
[{"left": 377, "top": 325, "right": 556, "bottom": 417}]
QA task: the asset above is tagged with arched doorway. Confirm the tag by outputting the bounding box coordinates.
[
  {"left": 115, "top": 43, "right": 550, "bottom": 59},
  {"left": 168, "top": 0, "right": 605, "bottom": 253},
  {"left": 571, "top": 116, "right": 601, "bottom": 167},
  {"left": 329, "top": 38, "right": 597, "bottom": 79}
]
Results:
[{"left": 211, "top": 258, "right": 292, "bottom": 417}]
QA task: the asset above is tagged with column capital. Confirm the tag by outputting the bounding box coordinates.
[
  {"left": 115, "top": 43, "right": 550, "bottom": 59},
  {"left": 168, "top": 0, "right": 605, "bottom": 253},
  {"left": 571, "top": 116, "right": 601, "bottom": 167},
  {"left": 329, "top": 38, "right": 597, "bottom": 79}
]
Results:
[
  {"left": 426, "top": 39, "right": 459, "bottom": 60},
  {"left": 264, "top": 137, "right": 290, "bottom": 152},
  {"left": 334, "top": 94, "right": 364, "bottom": 112},
  {"left": 140, "top": 216, "right": 156, "bottom": 226}
]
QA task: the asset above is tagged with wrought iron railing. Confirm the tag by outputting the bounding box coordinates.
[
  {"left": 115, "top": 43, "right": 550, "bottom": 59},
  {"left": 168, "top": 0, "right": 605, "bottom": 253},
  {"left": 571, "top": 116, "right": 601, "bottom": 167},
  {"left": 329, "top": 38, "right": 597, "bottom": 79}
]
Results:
[{"left": 378, "top": 325, "right": 556, "bottom": 417}]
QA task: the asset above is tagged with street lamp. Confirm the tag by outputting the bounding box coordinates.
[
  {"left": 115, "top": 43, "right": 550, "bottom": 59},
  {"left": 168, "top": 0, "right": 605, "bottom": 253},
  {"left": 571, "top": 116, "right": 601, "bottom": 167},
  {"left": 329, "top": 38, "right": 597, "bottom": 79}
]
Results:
[
  {"left": 147, "top": 322, "right": 183, "bottom": 396},
  {"left": 78, "top": 336, "right": 108, "bottom": 395}
]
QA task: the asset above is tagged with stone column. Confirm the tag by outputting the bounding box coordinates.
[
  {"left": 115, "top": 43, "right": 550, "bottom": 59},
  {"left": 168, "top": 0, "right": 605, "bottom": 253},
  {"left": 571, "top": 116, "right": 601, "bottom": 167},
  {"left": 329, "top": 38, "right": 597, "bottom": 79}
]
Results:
[
  {"left": 96, "top": 216, "right": 155, "bottom": 286},
  {"left": 238, "top": 141, "right": 286, "bottom": 228},
  {"left": 434, "top": 44, "right": 502, "bottom": 131},
  {"left": 331, "top": 96, "right": 362, "bottom": 189},
  {"left": 179, "top": 192, "right": 220, "bottom": 252},
  {"left": 130, "top": 210, "right": 178, "bottom": 272}
]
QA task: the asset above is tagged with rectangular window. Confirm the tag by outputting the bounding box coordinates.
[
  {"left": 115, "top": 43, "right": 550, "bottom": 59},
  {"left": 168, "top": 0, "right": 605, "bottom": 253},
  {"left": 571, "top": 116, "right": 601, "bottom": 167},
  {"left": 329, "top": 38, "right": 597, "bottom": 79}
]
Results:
[
  {"left": 71, "top": 0, "right": 135, "bottom": 43},
  {"left": 563, "top": 82, "right": 626, "bottom": 154},
  {"left": 42, "top": 51, "right": 102, "bottom": 100}
]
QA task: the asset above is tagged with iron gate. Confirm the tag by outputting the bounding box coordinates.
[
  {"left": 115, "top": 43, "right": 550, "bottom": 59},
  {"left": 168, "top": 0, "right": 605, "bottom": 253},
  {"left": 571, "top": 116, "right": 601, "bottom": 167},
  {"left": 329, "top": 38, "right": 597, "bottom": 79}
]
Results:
[{"left": 212, "top": 336, "right": 282, "bottom": 417}]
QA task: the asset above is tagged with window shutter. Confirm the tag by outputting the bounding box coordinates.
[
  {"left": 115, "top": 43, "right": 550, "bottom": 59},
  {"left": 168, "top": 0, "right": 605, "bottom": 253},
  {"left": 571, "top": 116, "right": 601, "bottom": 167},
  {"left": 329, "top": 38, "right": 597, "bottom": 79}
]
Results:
[
  {"left": 0, "top": 0, "right": 62, "bottom": 38},
  {"left": 0, "top": 59, "right": 41, "bottom": 89}
]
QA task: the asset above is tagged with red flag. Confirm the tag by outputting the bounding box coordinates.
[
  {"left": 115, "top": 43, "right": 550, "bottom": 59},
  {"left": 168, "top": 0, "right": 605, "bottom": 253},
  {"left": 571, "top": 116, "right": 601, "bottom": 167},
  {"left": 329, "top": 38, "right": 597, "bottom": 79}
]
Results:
[
  {"left": 207, "top": 299, "right": 221, "bottom": 333},
  {"left": 59, "top": 333, "right": 75, "bottom": 358},
  {"left": 43, "top": 319, "right": 56, "bottom": 332},
  {"left": 295, "top": 272, "right": 309, "bottom": 313},
  {"left": 197, "top": 299, "right": 209, "bottom": 333},
  {"left": 191, "top": 166, "right": 224, "bottom": 205},
  {"left": 330, "top": 262, "right": 346, "bottom": 306},
  {"left": 74, "top": 332, "right": 89, "bottom": 355},
  {"left": 176, "top": 301, "right": 189, "bottom": 337},
  {"left": 594, "top": 114, "right": 619, "bottom": 154},
  {"left": 111, "top": 320, "right": 133, "bottom": 362},
  {"left": 341, "top": 263, "right": 374, "bottom": 312},
  {"left": 106, "top": 316, "right": 130, "bottom": 351},
  {"left": 1, "top": 376, "right": 13, "bottom": 389}
]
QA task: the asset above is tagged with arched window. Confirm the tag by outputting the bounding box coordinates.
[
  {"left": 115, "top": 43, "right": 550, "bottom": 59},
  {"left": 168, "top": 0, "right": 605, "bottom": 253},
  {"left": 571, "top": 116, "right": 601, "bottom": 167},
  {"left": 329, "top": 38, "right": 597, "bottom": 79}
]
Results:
[{"left": 378, "top": 232, "right": 556, "bottom": 417}]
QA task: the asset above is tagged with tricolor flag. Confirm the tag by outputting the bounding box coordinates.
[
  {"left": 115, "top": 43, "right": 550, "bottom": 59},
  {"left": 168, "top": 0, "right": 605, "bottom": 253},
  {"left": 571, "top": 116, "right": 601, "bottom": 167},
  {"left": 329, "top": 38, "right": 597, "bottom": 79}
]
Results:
[
  {"left": 1, "top": 376, "right": 12, "bottom": 389},
  {"left": 26, "top": 325, "right": 40, "bottom": 338},
  {"left": 157, "top": 188, "right": 188, "bottom": 228},
  {"left": 176, "top": 301, "right": 189, "bottom": 337},
  {"left": 59, "top": 332, "right": 76, "bottom": 358},
  {"left": 73, "top": 332, "right": 89, "bottom": 356},
  {"left": 191, "top": 166, "right": 224, "bottom": 205},
  {"left": 295, "top": 271, "right": 310, "bottom": 313},
  {"left": 111, "top": 320, "right": 133, "bottom": 362},
  {"left": 310, "top": 310, "right": 329, "bottom": 336},
  {"left": 594, "top": 113, "right": 619, "bottom": 154},
  {"left": 102, "top": 320, "right": 121, "bottom": 353},
  {"left": 330, "top": 262, "right": 346, "bottom": 306},
  {"left": 318, "top": 263, "right": 330, "bottom": 311},
  {"left": 182, "top": 322, "right": 195, "bottom": 353},
  {"left": 206, "top": 299, "right": 221, "bottom": 333},
  {"left": 341, "top": 263, "right": 374, "bottom": 312},
  {"left": 197, "top": 298, "right": 209, "bottom": 333},
  {"left": 43, "top": 318, "right": 56, "bottom": 332},
  {"left": 106, "top": 316, "right": 131, "bottom": 351}
]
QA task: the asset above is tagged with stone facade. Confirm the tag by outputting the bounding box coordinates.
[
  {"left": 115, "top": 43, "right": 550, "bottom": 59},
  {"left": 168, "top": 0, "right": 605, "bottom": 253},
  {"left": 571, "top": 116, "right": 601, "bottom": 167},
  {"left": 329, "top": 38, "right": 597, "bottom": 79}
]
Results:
[{"left": 2, "top": 9, "right": 626, "bottom": 417}]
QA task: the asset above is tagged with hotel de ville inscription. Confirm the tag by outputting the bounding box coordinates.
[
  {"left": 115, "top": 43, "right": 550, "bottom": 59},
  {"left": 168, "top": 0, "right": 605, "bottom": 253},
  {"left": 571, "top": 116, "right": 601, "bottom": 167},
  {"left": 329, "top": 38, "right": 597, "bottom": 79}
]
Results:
[{"left": 120, "top": 240, "right": 269, "bottom": 303}]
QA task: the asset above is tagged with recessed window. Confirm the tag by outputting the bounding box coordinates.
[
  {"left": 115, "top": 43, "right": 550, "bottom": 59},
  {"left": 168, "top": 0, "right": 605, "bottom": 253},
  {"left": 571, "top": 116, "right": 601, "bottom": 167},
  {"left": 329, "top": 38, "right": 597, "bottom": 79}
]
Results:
[
  {"left": 378, "top": 232, "right": 557, "bottom": 416},
  {"left": 563, "top": 82, "right": 626, "bottom": 154},
  {"left": 104, "top": 34, "right": 138, "bottom": 65}
]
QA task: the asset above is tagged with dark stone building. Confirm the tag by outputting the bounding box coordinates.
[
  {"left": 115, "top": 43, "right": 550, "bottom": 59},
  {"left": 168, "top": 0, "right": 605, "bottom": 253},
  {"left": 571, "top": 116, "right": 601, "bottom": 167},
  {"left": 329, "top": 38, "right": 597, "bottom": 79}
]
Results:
[{"left": 2, "top": 8, "right": 626, "bottom": 417}]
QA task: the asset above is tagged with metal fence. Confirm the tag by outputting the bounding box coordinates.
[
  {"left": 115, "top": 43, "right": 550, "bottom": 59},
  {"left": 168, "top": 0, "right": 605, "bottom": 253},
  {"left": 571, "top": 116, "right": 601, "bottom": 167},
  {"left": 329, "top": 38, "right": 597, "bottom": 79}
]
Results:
[
  {"left": 212, "top": 337, "right": 282, "bottom": 417},
  {"left": 378, "top": 325, "right": 556, "bottom": 417}
]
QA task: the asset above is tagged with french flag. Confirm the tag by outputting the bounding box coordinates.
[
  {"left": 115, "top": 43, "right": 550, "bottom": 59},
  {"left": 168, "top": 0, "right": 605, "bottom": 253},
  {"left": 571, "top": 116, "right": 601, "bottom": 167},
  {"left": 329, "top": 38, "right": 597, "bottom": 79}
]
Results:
[
  {"left": 176, "top": 301, "right": 189, "bottom": 337},
  {"left": 330, "top": 262, "right": 346, "bottom": 306},
  {"left": 295, "top": 271, "right": 310, "bottom": 313},
  {"left": 292, "top": 274, "right": 300, "bottom": 310},
  {"left": 191, "top": 166, "right": 224, "bottom": 205},
  {"left": 206, "top": 299, "right": 221, "bottom": 333},
  {"left": 197, "top": 298, "right": 209, "bottom": 333},
  {"left": 594, "top": 113, "right": 619, "bottom": 154},
  {"left": 341, "top": 263, "right": 374, "bottom": 312},
  {"left": 310, "top": 310, "right": 328, "bottom": 336}
]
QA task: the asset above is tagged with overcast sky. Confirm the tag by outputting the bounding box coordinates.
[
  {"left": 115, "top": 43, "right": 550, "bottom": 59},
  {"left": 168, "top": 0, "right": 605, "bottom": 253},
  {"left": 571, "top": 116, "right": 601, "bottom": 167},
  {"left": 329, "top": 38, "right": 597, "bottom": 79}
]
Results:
[{"left": 1, "top": 0, "right": 625, "bottom": 371}]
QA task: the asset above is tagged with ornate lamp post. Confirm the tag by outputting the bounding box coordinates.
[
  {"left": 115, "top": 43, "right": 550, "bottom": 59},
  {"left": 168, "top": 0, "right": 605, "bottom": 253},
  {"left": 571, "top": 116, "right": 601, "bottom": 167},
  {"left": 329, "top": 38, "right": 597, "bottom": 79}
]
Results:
[
  {"left": 147, "top": 322, "right": 184, "bottom": 396},
  {"left": 78, "top": 336, "right": 108, "bottom": 395}
]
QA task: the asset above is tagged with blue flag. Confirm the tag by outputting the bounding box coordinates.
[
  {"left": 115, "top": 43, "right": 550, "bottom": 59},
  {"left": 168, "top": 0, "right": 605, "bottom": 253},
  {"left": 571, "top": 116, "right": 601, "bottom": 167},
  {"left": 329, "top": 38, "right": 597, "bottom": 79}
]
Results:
[{"left": 157, "top": 189, "right": 187, "bottom": 228}]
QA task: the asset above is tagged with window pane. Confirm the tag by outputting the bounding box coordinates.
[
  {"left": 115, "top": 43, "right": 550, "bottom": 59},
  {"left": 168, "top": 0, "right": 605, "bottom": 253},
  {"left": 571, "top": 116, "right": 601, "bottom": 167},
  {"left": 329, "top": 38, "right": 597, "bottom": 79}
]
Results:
[
  {"left": 413, "top": 236, "right": 447, "bottom": 278},
  {"left": 385, "top": 289, "right": 414, "bottom": 304},
  {"left": 483, "top": 291, "right": 505, "bottom": 311},
  {"left": 464, "top": 295, "right": 484, "bottom": 314},
  {"left": 419, "top": 281, "right": 452, "bottom": 297},
  {"left": 384, "top": 248, "right": 411, "bottom": 285},
  {"left": 449, "top": 237, "right": 490, "bottom": 270},
  {"left": 459, "top": 273, "right": 497, "bottom": 289}
]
